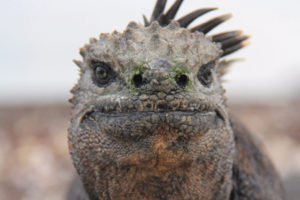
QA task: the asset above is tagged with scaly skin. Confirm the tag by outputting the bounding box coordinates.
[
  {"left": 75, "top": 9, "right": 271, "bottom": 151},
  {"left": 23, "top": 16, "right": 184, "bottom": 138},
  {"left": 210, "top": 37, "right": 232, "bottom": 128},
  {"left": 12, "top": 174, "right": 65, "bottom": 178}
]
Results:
[{"left": 67, "top": 1, "right": 284, "bottom": 199}]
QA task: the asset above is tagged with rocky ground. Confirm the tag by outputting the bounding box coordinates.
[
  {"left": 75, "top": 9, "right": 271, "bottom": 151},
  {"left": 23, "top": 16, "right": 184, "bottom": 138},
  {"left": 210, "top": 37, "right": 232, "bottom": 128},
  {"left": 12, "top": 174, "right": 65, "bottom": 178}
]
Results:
[{"left": 0, "top": 101, "right": 299, "bottom": 200}]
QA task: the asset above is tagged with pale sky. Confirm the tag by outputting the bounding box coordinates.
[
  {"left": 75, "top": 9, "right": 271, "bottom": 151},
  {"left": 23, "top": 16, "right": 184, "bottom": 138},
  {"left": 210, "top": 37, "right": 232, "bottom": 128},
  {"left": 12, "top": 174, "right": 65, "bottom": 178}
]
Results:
[{"left": 1, "top": 0, "right": 300, "bottom": 104}]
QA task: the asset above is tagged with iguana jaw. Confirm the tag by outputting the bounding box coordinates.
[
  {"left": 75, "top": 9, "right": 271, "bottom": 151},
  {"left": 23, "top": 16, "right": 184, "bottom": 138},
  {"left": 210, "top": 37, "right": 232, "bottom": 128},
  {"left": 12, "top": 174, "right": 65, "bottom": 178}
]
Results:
[{"left": 69, "top": 103, "right": 234, "bottom": 200}]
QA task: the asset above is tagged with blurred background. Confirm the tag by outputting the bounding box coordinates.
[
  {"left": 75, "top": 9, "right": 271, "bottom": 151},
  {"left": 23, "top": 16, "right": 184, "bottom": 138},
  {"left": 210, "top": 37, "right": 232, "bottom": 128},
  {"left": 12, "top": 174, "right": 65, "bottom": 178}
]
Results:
[{"left": 0, "top": 0, "right": 299, "bottom": 199}]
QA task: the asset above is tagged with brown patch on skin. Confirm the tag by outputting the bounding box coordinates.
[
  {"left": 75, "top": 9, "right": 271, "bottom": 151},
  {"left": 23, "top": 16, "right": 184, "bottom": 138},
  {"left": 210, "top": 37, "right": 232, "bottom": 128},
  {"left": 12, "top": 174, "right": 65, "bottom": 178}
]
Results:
[
  {"left": 120, "top": 124, "right": 193, "bottom": 171},
  {"left": 152, "top": 124, "right": 177, "bottom": 153},
  {"left": 151, "top": 124, "right": 192, "bottom": 171}
]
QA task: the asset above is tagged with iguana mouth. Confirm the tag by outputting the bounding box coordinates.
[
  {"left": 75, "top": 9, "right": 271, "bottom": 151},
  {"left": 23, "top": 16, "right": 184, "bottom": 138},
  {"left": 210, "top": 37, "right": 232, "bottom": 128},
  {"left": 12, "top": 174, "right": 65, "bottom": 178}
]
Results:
[
  {"left": 80, "top": 104, "right": 225, "bottom": 139},
  {"left": 81, "top": 94, "right": 226, "bottom": 119}
]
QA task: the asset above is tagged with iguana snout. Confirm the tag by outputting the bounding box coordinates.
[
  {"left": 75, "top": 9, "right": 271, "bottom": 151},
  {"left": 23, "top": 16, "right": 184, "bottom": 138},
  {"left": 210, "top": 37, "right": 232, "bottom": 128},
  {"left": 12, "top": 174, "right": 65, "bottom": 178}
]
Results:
[{"left": 131, "top": 58, "right": 189, "bottom": 91}]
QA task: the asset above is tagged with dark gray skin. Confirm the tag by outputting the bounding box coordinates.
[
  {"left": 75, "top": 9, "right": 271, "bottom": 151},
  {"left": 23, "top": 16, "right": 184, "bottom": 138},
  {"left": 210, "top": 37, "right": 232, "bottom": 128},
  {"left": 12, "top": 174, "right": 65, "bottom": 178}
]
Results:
[{"left": 67, "top": 1, "right": 284, "bottom": 199}]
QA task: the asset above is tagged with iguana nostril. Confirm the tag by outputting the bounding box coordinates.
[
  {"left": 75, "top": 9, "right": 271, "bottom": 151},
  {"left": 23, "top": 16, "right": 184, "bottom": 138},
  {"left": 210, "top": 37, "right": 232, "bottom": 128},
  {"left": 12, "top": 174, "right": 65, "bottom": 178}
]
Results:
[
  {"left": 176, "top": 74, "right": 189, "bottom": 87},
  {"left": 132, "top": 74, "right": 143, "bottom": 87}
]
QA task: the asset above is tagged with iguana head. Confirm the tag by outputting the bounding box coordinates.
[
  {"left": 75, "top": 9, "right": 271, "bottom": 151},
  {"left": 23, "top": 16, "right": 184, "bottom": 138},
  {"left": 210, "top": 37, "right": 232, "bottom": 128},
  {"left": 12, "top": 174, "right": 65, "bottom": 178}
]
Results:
[{"left": 68, "top": 1, "right": 248, "bottom": 199}]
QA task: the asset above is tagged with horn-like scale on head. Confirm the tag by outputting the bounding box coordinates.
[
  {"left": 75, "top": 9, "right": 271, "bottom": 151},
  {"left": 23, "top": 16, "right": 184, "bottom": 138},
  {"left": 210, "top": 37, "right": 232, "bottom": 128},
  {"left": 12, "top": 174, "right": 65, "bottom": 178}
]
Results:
[{"left": 78, "top": 21, "right": 222, "bottom": 72}]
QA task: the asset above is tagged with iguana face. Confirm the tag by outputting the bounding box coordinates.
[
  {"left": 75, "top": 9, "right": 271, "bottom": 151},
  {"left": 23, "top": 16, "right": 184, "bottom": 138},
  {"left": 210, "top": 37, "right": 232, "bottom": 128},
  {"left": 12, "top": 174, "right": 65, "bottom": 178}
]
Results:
[{"left": 68, "top": 21, "right": 235, "bottom": 199}]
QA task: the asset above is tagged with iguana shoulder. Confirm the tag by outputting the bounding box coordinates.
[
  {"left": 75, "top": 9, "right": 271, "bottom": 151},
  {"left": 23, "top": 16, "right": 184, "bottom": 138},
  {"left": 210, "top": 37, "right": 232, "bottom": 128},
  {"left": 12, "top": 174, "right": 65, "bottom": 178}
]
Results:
[{"left": 230, "top": 116, "right": 285, "bottom": 200}]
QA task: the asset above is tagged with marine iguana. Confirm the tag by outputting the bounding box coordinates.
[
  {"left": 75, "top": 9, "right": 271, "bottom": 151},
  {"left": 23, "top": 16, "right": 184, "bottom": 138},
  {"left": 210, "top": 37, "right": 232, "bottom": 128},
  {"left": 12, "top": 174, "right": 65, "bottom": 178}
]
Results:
[{"left": 68, "top": 0, "right": 285, "bottom": 199}]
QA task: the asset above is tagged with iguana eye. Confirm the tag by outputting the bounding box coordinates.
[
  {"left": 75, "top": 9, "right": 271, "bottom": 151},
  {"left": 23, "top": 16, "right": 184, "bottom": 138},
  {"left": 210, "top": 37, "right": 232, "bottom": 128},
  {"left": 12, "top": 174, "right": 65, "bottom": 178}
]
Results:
[
  {"left": 197, "top": 61, "right": 214, "bottom": 87},
  {"left": 91, "top": 61, "right": 116, "bottom": 86}
]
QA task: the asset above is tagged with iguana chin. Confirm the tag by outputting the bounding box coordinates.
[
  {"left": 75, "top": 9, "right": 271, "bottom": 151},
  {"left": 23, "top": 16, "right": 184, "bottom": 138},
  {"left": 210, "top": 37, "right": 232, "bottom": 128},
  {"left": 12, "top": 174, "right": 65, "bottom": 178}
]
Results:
[{"left": 68, "top": 0, "right": 284, "bottom": 199}]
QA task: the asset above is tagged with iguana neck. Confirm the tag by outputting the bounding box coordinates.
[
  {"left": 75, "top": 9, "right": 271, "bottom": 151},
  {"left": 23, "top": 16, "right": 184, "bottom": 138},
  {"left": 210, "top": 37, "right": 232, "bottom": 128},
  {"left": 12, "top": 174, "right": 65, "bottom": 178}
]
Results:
[{"left": 82, "top": 153, "right": 233, "bottom": 200}]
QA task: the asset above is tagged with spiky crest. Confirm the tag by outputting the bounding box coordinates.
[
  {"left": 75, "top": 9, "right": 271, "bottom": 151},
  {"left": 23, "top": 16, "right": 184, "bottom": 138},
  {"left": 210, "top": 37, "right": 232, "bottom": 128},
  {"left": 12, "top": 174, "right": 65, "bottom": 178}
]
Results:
[{"left": 144, "top": 0, "right": 249, "bottom": 58}]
